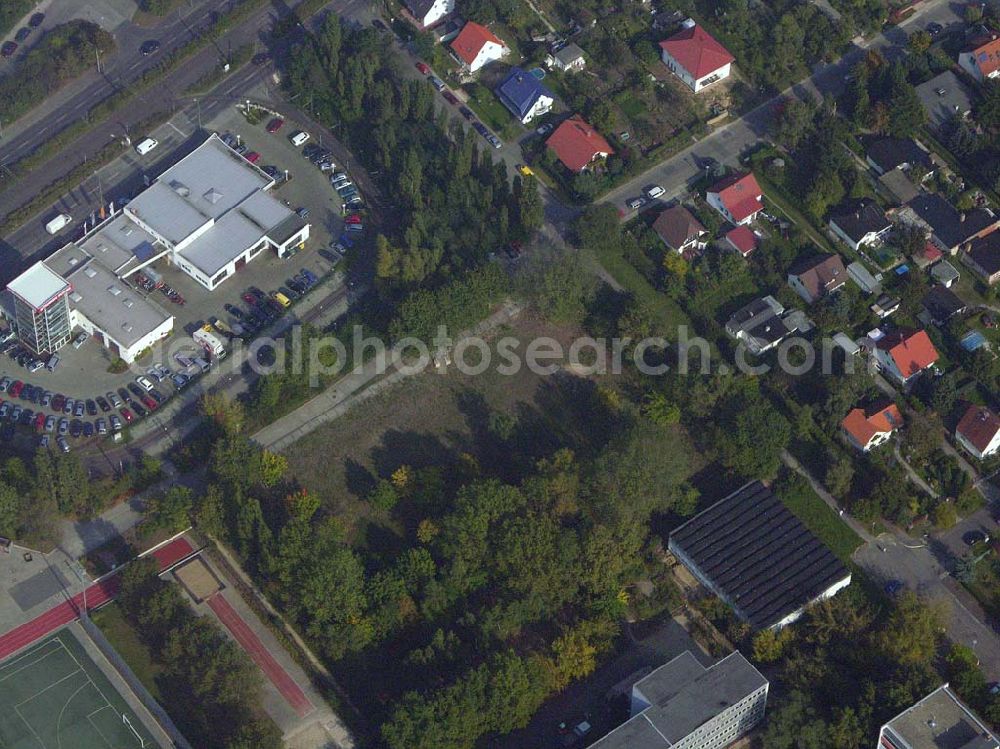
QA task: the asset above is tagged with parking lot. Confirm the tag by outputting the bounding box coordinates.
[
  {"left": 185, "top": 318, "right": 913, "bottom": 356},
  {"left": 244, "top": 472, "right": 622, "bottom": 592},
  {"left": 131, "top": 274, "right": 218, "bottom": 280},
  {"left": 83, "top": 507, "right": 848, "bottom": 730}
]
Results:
[{"left": 0, "top": 102, "right": 368, "bottom": 454}]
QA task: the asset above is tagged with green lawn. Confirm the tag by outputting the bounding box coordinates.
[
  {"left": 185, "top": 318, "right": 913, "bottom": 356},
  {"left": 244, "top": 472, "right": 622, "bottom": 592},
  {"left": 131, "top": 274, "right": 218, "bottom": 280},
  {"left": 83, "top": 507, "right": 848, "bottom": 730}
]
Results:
[
  {"left": 462, "top": 82, "right": 521, "bottom": 141},
  {"left": 92, "top": 603, "right": 164, "bottom": 701},
  {"left": 778, "top": 472, "right": 864, "bottom": 562}
]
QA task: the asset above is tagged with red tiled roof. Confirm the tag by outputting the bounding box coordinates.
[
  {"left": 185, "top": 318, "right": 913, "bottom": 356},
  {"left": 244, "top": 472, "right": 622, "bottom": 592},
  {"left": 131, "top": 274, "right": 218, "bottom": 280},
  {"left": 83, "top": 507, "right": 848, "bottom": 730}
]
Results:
[
  {"left": 725, "top": 225, "right": 758, "bottom": 256},
  {"left": 546, "top": 115, "right": 614, "bottom": 173},
  {"left": 876, "top": 329, "right": 939, "bottom": 379},
  {"left": 966, "top": 37, "right": 1000, "bottom": 78},
  {"left": 956, "top": 404, "right": 1000, "bottom": 454},
  {"left": 842, "top": 402, "right": 903, "bottom": 448},
  {"left": 659, "top": 23, "right": 735, "bottom": 79},
  {"left": 709, "top": 172, "right": 762, "bottom": 223},
  {"left": 450, "top": 21, "right": 504, "bottom": 66},
  {"left": 922, "top": 242, "right": 943, "bottom": 263}
]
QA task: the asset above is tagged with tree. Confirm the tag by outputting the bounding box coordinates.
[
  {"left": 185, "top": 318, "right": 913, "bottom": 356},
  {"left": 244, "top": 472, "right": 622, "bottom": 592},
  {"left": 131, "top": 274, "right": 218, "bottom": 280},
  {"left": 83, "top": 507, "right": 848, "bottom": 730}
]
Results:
[
  {"left": 752, "top": 627, "right": 794, "bottom": 663},
  {"left": 908, "top": 30, "right": 931, "bottom": 54},
  {"left": 573, "top": 203, "right": 621, "bottom": 255},
  {"left": 642, "top": 390, "right": 681, "bottom": 426},
  {"left": 775, "top": 97, "right": 816, "bottom": 150},
  {"left": 369, "top": 480, "right": 399, "bottom": 512},
  {"left": 717, "top": 394, "right": 791, "bottom": 479},
  {"left": 879, "top": 591, "right": 944, "bottom": 666},
  {"left": 146, "top": 487, "right": 193, "bottom": 534},
  {"left": 523, "top": 252, "right": 595, "bottom": 324},
  {"left": 0, "top": 481, "right": 20, "bottom": 538},
  {"left": 825, "top": 457, "right": 855, "bottom": 498},
  {"left": 260, "top": 450, "right": 288, "bottom": 487},
  {"left": 761, "top": 690, "right": 831, "bottom": 748},
  {"left": 512, "top": 176, "right": 543, "bottom": 237},
  {"left": 932, "top": 500, "right": 958, "bottom": 529}
]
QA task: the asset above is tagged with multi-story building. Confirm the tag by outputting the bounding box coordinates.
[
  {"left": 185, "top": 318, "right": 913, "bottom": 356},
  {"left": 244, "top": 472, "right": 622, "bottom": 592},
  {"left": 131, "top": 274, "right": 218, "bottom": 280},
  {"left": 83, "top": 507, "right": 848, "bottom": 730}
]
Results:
[
  {"left": 590, "top": 650, "right": 768, "bottom": 749},
  {"left": 7, "top": 262, "right": 73, "bottom": 355},
  {"left": 879, "top": 684, "right": 999, "bottom": 749}
]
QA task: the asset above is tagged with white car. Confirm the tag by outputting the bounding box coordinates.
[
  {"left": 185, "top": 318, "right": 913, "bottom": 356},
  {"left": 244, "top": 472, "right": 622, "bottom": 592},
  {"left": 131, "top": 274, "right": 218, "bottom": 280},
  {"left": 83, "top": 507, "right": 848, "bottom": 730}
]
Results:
[
  {"left": 136, "top": 376, "right": 154, "bottom": 392},
  {"left": 290, "top": 131, "right": 310, "bottom": 147},
  {"left": 645, "top": 185, "right": 665, "bottom": 199}
]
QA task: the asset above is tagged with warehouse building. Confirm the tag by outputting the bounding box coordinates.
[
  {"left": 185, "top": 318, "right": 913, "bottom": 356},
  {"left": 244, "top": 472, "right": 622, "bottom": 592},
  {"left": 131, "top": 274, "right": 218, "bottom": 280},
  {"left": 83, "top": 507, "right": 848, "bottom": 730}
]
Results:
[{"left": 668, "top": 481, "right": 851, "bottom": 629}]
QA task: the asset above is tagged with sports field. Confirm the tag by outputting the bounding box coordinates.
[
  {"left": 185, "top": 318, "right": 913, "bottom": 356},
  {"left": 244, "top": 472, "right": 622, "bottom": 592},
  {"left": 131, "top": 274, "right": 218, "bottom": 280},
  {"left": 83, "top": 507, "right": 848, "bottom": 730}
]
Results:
[{"left": 0, "top": 628, "right": 155, "bottom": 749}]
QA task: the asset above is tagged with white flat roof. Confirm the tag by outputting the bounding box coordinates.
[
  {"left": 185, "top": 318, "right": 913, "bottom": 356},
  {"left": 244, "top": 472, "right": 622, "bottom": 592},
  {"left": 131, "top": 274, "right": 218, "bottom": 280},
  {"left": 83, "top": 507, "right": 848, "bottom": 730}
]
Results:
[
  {"left": 178, "top": 210, "right": 269, "bottom": 277},
  {"left": 7, "top": 261, "right": 70, "bottom": 310}
]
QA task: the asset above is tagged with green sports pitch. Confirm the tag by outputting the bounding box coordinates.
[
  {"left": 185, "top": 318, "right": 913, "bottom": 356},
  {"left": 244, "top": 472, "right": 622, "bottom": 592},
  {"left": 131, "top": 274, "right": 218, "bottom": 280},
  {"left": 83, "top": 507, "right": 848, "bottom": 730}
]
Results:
[{"left": 0, "top": 629, "right": 155, "bottom": 749}]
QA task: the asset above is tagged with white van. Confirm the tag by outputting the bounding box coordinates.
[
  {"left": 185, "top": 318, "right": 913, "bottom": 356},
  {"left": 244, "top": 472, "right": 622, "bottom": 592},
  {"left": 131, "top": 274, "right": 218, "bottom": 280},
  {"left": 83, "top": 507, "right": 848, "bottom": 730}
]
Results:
[
  {"left": 135, "top": 137, "right": 158, "bottom": 156},
  {"left": 290, "top": 131, "right": 310, "bottom": 147},
  {"left": 45, "top": 214, "right": 72, "bottom": 235},
  {"left": 645, "top": 185, "right": 665, "bottom": 199}
]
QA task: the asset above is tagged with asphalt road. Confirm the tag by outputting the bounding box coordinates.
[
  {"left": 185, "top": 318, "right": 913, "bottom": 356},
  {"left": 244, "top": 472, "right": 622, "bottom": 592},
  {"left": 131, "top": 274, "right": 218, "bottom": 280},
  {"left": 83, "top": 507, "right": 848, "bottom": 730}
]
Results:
[{"left": 603, "top": 0, "right": 969, "bottom": 213}]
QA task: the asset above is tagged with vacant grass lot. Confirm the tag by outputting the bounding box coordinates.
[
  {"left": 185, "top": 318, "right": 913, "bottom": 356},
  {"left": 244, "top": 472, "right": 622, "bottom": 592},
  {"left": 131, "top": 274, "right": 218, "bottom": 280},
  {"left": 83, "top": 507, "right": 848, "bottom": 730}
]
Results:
[
  {"left": 779, "top": 471, "right": 864, "bottom": 562},
  {"left": 92, "top": 603, "right": 164, "bottom": 701}
]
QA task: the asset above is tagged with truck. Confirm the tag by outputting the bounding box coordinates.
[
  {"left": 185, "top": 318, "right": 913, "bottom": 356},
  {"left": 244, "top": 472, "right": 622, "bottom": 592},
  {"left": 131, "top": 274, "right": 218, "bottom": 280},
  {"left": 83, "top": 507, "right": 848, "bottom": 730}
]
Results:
[
  {"left": 193, "top": 327, "right": 227, "bottom": 359},
  {"left": 45, "top": 214, "right": 73, "bottom": 235}
]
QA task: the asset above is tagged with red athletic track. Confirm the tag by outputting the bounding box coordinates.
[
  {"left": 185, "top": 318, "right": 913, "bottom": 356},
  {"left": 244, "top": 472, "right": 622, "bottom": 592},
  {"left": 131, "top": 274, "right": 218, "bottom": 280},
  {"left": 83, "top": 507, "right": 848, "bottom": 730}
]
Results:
[
  {"left": 207, "top": 594, "right": 313, "bottom": 718},
  {"left": 0, "top": 536, "right": 195, "bottom": 661}
]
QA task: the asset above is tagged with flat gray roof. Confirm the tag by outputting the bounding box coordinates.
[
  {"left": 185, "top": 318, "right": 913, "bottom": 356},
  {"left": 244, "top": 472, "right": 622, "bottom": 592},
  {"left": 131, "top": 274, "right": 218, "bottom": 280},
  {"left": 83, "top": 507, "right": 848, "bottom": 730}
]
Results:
[
  {"left": 884, "top": 685, "right": 999, "bottom": 749},
  {"left": 7, "top": 261, "right": 70, "bottom": 311},
  {"left": 75, "top": 214, "right": 163, "bottom": 276},
  {"left": 591, "top": 651, "right": 768, "bottom": 748},
  {"left": 49, "top": 245, "right": 172, "bottom": 349},
  {"left": 916, "top": 71, "right": 974, "bottom": 131}
]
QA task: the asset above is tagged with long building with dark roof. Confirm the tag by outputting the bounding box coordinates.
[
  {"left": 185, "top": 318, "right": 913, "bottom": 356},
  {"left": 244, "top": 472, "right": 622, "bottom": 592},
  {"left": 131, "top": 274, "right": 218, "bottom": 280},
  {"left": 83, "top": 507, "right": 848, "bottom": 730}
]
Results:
[{"left": 668, "top": 481, "right": 851, "bottom": 629}]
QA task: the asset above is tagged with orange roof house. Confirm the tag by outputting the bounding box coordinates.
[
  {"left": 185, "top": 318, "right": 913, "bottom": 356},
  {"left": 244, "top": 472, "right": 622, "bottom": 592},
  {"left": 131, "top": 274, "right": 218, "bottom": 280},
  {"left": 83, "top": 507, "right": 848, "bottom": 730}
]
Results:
[
  {"left": 659, "top": 20, "right": 734, "bottom": 93},
  {"left": 706, "top": 172, "right": 763, "bottom": 226},
  {"left": 449, "top": 21, "right": 506, "bottom": 73},
  {"left": 959, "top": 36, "right": 1000, "bottom": 83},
  {"left": 546, "top": 115, "right": 614, "bottom": 173},
  {"left": 873, "top": 329, "right": 939, "bottom": 386},
  {"left": 842, "top": 402, "right": 904, "bottom": 451}
]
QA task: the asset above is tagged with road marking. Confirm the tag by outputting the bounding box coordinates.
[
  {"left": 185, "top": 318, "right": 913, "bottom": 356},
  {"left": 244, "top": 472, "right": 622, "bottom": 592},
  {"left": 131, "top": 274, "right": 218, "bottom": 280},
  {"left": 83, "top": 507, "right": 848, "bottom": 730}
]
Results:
[{"left": 167, "top": 122, "right": 186, "bottom": 138}]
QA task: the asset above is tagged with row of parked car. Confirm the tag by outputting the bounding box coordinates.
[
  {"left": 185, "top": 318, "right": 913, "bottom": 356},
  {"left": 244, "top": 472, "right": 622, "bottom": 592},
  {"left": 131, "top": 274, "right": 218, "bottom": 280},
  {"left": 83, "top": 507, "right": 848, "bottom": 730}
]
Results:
[
  {"left": 220, "top": 275, "right": 320, "bottom": 336},
  {"left": 416, "top": 61, "right": 503, "bottom": 150},
  {"left": 0, "top": 364, "right": 189, "bottom": 452}
]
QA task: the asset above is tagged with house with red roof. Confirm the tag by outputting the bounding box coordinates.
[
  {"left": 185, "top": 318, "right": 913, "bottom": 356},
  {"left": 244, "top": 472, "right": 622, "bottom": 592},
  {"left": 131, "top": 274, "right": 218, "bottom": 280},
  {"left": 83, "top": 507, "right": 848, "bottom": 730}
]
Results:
[
  {"left": 706, "top": 172, "right": 763, "bottom": 226},
  {"left": 449, "top": 21, "right": 507, "bottom": 74},
  {"left": 724, "top": 225, "right": 759, "bottom": 257},
  {"left": 546, "top": 115, "right": 614, "bottom": 173},
  {"left": 959, "top": 36, "right": 1000, "bottom": 84},
  {"left": 872, "top": 328, "right": 939, "bottom": 386},
  {"left": 955, "top": 404, "right": 1000, "bottom": 460},
  {"left": 659, "top": 19, "right": 734, "bottom": 93},
  {"left": 841, "top": 401, "right": 904, "bottom": 452}
]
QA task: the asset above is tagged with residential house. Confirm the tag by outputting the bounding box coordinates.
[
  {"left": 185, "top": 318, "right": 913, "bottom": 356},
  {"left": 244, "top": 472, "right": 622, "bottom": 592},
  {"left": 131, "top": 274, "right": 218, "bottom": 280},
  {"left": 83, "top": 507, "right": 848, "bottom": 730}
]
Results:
[
  {"left": 706, "top": 172, "right": 763, "bottom": 226},
  {"left": 878, "top": 169, "right": 920, "bottom": 205},
  {"left": 956, "top": 404, "right": 1000, "bottom": 460},
  {"left": 725, "top": 296, "right": 792, "bottom": 355},
  {"left": 788, "top": 254, "right": 847, "bottom": 304},
  {"left": 962, "top": 231, "right": 1000, "bottom": 285},
  {"left": 920, "top": 285, "right": 967, "bottom": 325},
  {"left": 449, "top": 21, "right": 507, "bottom": 73},
  {"left": 879, "top": 685, "right": 1000, "bottom": 749},
  {"left": 659, "top": 19, "right": 734, "bottom": 93},
  {"left": 905, "top": 193, "right": 999, "bottom": 254},
  {"left": 829, "top": 200, "right": 892, "bottom": 251},
  {"left": 546, "top": 43, "right": 585, "bottom": 72},
  {"left": 652, "top": 205, "right": 706, "bottom": 254},
  {"left": 865, "top": 137, "right": 935, "bottom": 177},
  {"left": 432, "top": 17, "right": 463, "bottom": 43},
  {"left": 589, "top": 651, "right": 768, "bottom": 749},
  {"left": 930, "top": 259, "right": 961, "bottom": 288},
  {"left": 841, "top": 401, "right": 904, "bottom": 451},
  {"left": 724, "top": 225, "right": 759, "bottom": 257},
  {"left": 496, "top": 67, "right": 554, "bottom": 124},
  {"left": 847, "top": 261, "right": 882, "bottom": 295},
  {"left": 959, "top": 35, "right": 1000, "bottom": 83},
  {"left": 915, "top": 71, "right": 974, "bottom": 131},
  {"left": 872, "top": 328, "right": 939, "bottom": 386},
  {"left": 545, "top": 115, "right": 614, "bottom": 173},
  {"left": 871, "top": 294, "right": 901, "bottom": 319},
  {"left": 402, "top": 0, "right": 454, "bottom": 28}
]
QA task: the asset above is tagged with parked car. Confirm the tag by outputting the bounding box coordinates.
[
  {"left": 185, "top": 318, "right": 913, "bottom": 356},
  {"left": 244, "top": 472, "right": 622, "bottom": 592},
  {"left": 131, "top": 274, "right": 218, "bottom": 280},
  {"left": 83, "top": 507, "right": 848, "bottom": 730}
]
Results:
[
  {"left": 1, "top": 42, "right": 18, "bottom": 58},
  {"left": 415, "top": 61, "right": 431, "bottom": 74},
  {"left": 429, "top": 76, "right": 445, "bottom": 91},
  {"left": 29, "top": 13, "right": 45, "bottom": 27},
  {"left": 85, "top": 399, "right": 97, "bottom": 416},
  {"left": 96, "top": 418, "right": 108, "bottom": 435},
  {"left": 535, "top": 122, "right": 553, "bottom": 136},
  {"left": 45, "top": 415, "right": 55, "bottom": 432},
  {"left": 72, "top": 331, "right": 88, "bottom": 348},
  {"left": 626, "top": 197, "right": 647, "bottom": 210},
  {"left": 96, "top": 396, "right": 110, "bottom": 412},
  {"left": 56, "top": 435, "right": 69, "bottom": 453},
  {"left": 120, "top": 407, "right": 134, "bottom": 424},
  {"left": 136, "top": 376, "right": 154, "bottom": 392},
  {"left": 266, "top": 117, "right": 285, "bottom": 133},
  {"left": 83, "top": 422, "right": 94, "bottom": 438},
  {"left": 14, "top": 28, "right": 30, "bottom": 43},
  {"left": 964, "top": 530, "right": 990, "bottom": 546},
  {"left": 139, "top": 39, "right": 160, "bottom": 56},
  {"left": 57, "top": 417, "right": 68, "bottom": 435},
  {"left": 245, "top": 151, "right": 261, "bottom": 164},
  {"left": 459, "top": 106, "right": 474, "bottom": 121},
  {"left": 38, "top": 434, "right": 49, "bottom": 449},
  {"left": 110, "top": 414, "right": 122, "bottom": 431},
  {"left": 443, "top": 91, "right": 459, "bottom": 105},
  {"left": 107, "top": 391, "right": 122, "bottom": 408}
]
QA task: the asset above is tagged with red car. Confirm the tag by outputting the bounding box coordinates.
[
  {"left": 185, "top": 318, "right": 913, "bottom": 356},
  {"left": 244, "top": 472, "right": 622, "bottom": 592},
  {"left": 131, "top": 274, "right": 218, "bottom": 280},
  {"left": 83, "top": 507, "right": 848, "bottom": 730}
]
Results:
[
  {"left": 141, "top": 395, "right": 157, "bottom": 411},
  {"left": 266, "top": 117, "right": 284, "bottom": 133},
  {"left": 33, "top": 412, "right": 45, "bottom": 431},
  {"left": 415, "top": 61, "right": 430, "bottom": 74},
  {"left": 345, "top": 214, "right": 363, "bottom": 224},
  {"left": 120, "top": 407, "right": 134, "bottom": 424},
  {"left": 245, "top": 151, "right": 261, "bottom": 164},
  {"left": 242, "top": 292, "right": 258, "bottom": 305},
  {"left": 9, "top": 381, "right": 23, "bottom": 397},
  {"left": 442, "top": 91, "right": 459, "bottom": 105}
]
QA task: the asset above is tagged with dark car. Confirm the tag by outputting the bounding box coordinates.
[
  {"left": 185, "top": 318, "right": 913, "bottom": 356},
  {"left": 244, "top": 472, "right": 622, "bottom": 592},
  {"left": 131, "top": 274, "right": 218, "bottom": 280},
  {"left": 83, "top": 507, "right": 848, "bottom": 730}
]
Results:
[
  {"left": 69, "top": 420, "right": 82, "bottom": 438},
  {"left": 127, "top": 383, "right": 144, "bottom": 399},
  {"left": 149, "top": 388, "right": 165, "bottom": 404},
  {"left": 372, "top": 18, "right": 387, "bottom": 31},
  {"left": 442, "top": 91, "right": 459, "bottom": 106},
  {"left": 28, "top": 13, "right": 44, "bottom": 28},
  {"left": 14, "top": 28, "right": 30, "bottom": 43},
  {"left": 83, "top": 422, "right": 94, "bottom": 438},
  {"left": 251, "top": 52, "right": 270, "bottom": 65},
  {"left": 459, "top": 106, "right": 474, "bottom": 121},
  {"left": 1, "top": 42, "right": 17, "bottom": 58},
  {"left": 225, "top": 303, "right": 245, "bottom": 319},
  {"left": 927, "top": 21, "right": 943, "bottom": 36},
  {"left": 117, "top": 387, "right": 131, "bottom": 403},
  {"left": 85, "top": 399, "right": 97, "bottom": 416},
  {"left": 96, "top": 395, "right": 110, "bottom": 412},
  {"left": 473, "top": 122, "right": 489, "bottom": 137},
  {"left": 964, "top": 530, "right": 990, "bottom": 546},
  {"left": 130, "top": 400, "right": 147, "bottom": 417},
  {"left": 140, "top": 39, "right": 160, "bottom": 56}
]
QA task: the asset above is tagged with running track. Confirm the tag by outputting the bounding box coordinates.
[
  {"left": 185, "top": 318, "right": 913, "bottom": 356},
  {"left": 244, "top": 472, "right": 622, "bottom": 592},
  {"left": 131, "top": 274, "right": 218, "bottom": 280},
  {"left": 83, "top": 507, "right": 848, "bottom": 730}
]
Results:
[
  {"left": 207, "top": 593, "right": 314, "bottom": 718},
  {"left": 0, "top": 536, "right": 195, "bottom": 661}
]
